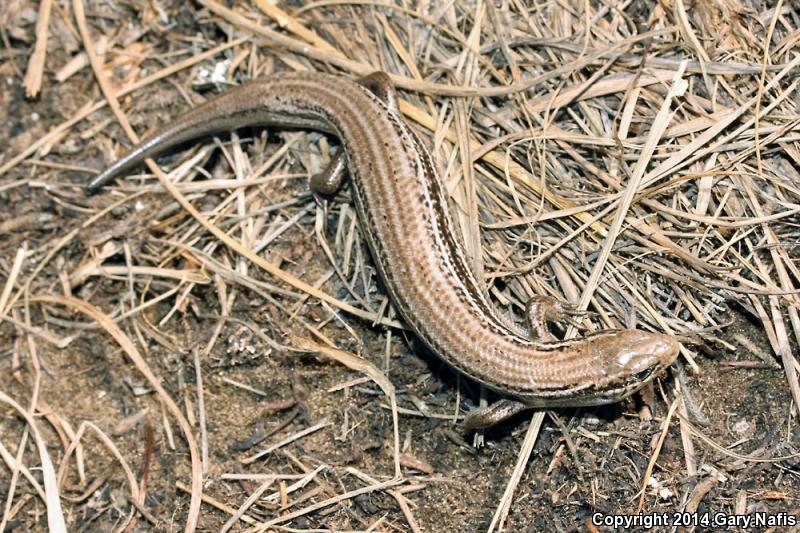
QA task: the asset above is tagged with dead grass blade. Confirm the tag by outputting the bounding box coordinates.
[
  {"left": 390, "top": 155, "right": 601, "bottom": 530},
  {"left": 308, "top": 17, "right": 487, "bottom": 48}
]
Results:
[
  {"left": 27, "top": 295, "right": 202, "bottom": 532},
  {"left": 0, "top": 391, "right": 67, "bottom": 532}
]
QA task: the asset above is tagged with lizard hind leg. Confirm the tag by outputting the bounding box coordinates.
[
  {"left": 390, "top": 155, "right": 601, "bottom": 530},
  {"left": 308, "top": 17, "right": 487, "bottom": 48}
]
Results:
[
  {"left": 309, "top": 148, "right": 348, "bottom": 197},
  {"left": 309, "top": 71, "right": 401, "bottom": 198}
]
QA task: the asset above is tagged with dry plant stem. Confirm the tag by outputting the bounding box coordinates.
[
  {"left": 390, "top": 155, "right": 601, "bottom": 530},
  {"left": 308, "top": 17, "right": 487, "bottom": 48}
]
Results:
[
  {"left": 677, "top": 393, "right": 697, "bottom": 477},
  {"left": 487, "top": 411, "right": 545, "bottom": 533},
  {"left": 252, "top": 0, "right": 339, "bottom": 54},
  {"left": 28, "top": 295, "right": 201, "bottom": 531},
  {"left": 389, "top": 490, "right": 422, "bottom": 533},
  {"left": 240, "top": 419, "right": 332, "bottom": 465},
  {"left": 0, "top": 38, "right": 245, "bottom": 180},
  {"left": 245, "top": 477, "right": 404, "bottom": 532},
  {"left": 350, "top": 469, "right": 421, "bottom": 533},
  {"left": 200, "top": 0, "right": 678, "bottom": 98},
  {"left": 0, "top": 439, "right": 47, "bottom": 503},
  {"left": 0, "top": 425, "right": 30, "bottom": 533},
  {"left": 573, "top": 63, "right": 688, "bottom": 318},
  {"left": 1, "top": 305, "right": 44, "bottom": 533},
  {"left": 192, "top": 349, "right": 209, "bottom": 475},
  {"left": 750, "top": 0, "right": 800, "bottom": 413},
  {"left": 78, "top": 265, "right": 210, "bottom": 286},
  {"left": 685, "top": 473, "right": 720, "bottom": 514},
  {"left": 154, "top": 168, "right": 401, "bottom": 325},
  {"left": 71, "top": 6, "right": 247, "bottom": 528},
  {"left": 0, "top": 247, "right": 26, "bottom": 316},
  {"left": 0, "top": 391, "right": 66, "bottom": 531},
  {"left": 291, "top": 336, "right": 401, "bottom": 478},
  {"left": 7, "top": 189, "right": 147, "bottom": 317},
  {"left": 399, "top": 98, "right": 700, "bottom": 270},
  {"left": 56, "top": 422, "right": 140, "bottom": 531},
  {"left": 677, "top": 409, "right": 800, "bottom": 463},
  {"left": 219, "top": 479, "right": 275, "bottom": 533},
  {"left": 0, "top": 495, "right": 28, "bottom": 528},
  {"left": 175, "top": 481, "right": 260, "bottom": 526},
  {"left": 637, "top": 397, "right": 679, "bottom": 513},
  {"left": 639, "top": 56, "right": 800, "bottom": 189},
  {"left": 21, "top": 0, "right": 52, "bottom": 97}
]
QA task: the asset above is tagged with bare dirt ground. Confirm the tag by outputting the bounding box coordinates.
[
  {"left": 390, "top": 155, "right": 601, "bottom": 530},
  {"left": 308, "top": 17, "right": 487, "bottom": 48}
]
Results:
[{"left": 1, "top": 0, "right": 800, "bottom": 531}]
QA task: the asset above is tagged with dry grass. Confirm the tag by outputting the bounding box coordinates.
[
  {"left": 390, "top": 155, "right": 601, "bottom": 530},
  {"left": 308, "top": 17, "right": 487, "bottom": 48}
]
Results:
[{"left": 1, "top": 0, "right": 799, "bottom": 531}]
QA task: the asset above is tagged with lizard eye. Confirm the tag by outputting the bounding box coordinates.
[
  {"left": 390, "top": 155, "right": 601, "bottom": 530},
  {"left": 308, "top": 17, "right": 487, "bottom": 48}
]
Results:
[{"left": 634, "top": 367, "right": 655, "bottom": 383}]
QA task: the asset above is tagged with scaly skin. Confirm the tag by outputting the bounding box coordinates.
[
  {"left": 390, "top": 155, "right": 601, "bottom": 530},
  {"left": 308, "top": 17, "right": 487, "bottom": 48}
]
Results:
[{"left": 86, "top": 71, "right": 679, "bottom": 421}]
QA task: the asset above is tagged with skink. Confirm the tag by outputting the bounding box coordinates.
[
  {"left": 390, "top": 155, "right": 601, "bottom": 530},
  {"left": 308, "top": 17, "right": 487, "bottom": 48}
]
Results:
[{"left": 86, "top": 71, "right": 679, "bottom": 428}]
